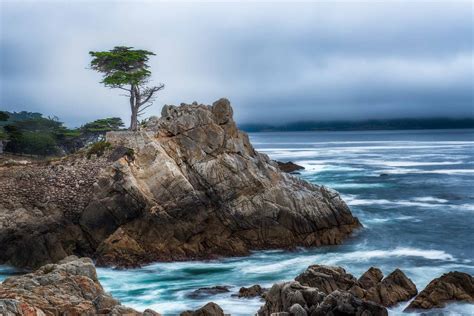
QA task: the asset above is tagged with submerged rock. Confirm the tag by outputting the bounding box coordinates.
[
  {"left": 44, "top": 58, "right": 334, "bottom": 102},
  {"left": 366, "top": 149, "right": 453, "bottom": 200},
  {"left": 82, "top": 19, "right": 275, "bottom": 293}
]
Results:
[
  {"left": 405, "top": 271, "right": 474, "bottom": 311},
  {"left": 187, "top": 286, "right": 231, "bottom": 298},
  {"left": 0, "top": 256, "right": 159, "bottom": 315},
  {"left": 275, "top": 161, "right": 305, "bottom": 173}
]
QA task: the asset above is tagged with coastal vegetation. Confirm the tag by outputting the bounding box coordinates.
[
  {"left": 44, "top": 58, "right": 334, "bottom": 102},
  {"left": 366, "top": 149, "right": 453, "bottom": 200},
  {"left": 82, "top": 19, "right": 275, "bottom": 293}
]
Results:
[
  {"left": 0, "top": 111, "right": 124, "bottom": 156},
  {"left": 89, "top": 46, "right": 164, "bottom": 131}
]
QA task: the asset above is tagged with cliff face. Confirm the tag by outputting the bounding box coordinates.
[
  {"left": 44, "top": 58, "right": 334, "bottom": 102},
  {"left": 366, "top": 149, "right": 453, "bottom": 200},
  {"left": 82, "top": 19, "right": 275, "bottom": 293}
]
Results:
[
  {"left": 0, "top": 98, "right": 360, "bottom": 268},
  {"left": 80, "top": 99, "right": 360, "bottom": 267}
]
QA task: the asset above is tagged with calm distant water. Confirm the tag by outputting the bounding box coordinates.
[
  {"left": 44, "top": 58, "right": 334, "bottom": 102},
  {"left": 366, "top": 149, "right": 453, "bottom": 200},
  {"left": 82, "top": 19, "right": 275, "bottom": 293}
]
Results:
[{"left": 1, "top": 129, "right": 473, "bottom": 315}]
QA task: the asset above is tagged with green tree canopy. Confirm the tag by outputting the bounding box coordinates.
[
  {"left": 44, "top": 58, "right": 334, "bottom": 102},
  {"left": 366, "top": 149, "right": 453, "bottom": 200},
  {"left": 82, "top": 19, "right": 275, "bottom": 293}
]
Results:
[
  {"left": 89, "top": 46, "right": 164, "bottom": 130},
  {"left": 81, "top": 117, "right": 125, "bottom": 133}
]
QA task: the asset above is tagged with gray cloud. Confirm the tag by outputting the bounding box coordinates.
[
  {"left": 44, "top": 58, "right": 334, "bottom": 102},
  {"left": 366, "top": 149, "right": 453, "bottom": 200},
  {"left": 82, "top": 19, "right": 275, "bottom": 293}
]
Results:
[{"left": 0, "top": 1, "right": 472, "bottom": 126}]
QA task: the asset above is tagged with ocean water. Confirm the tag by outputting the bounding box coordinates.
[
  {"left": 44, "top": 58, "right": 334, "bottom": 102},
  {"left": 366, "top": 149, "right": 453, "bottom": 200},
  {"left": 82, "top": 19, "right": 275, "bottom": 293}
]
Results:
[{"left": 2, "top": 129, "right": 473, "bottom": 315}]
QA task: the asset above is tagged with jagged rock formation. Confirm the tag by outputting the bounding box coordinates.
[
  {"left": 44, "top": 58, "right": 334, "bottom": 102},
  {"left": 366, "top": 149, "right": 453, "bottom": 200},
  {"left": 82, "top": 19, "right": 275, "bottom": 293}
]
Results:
[
  {"left": 405, "top": 271, "right": 474, "bottom": 311},
  {"left": 0, "top": 256, "right": 159, "bottom": 315},
  {"left": 354, "top": 268, "right": 418, "bottom": 307},
  {"left": 82, "top": 99, "right": 361, "bottom": 267},
  {"left": 0, "top": 98, "right": 360, "bottom": 268},
  {"left": 258, "top": 264, "right": 418, "bottom": 315}
]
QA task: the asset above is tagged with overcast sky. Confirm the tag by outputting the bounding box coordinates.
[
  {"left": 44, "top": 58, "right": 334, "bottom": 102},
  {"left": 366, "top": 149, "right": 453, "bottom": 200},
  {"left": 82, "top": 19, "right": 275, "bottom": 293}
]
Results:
[{"left": 1, "top": 1, "right": 473, "bottom": 127}]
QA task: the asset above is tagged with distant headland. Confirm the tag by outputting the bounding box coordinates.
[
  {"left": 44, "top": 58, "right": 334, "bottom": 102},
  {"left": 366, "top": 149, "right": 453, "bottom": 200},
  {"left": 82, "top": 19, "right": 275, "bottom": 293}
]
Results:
[{"left": 239, "top": 117, "right": 474, "bottom": 132}]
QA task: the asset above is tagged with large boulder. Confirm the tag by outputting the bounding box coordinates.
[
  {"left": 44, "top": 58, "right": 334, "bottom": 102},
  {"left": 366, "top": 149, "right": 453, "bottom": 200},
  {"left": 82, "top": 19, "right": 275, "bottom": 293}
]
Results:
[
  {"left": 0, "top": 256, "right": 159, "bottom": 315},
  {"left": 405, "top": 271, "right": 474, "bottom": 311}
]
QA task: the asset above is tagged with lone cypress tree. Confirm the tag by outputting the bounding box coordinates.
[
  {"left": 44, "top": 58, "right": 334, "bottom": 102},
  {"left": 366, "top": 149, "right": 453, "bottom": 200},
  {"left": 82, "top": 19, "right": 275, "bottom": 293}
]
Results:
[{"left": 89, "top": 46, "right": 164, "bottom": 130}]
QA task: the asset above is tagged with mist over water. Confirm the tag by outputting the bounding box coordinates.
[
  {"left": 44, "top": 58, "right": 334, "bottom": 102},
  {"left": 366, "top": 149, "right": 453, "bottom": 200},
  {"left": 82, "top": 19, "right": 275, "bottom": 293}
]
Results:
[{"left": 2, "top": 129, "right": 473, "bottom": 315}]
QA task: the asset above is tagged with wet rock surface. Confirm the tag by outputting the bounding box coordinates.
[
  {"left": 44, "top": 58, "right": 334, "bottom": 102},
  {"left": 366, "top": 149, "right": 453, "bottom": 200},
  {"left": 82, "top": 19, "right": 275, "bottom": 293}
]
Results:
[
  {"left": 187, "top": 286, "right": 231, "bottom": 298},
  {"left": 0, "top": 256, "right": 159, "bottom": 315},
  {"left": 405, "top": 271, "right": 474, "bottom": 311},
  {"left": 275, "top": 161, "right": 305, "bottom": 173}
]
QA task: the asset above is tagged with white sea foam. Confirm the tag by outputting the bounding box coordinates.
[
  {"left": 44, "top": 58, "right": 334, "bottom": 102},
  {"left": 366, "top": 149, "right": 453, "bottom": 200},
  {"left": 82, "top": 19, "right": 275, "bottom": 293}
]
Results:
[
  {"left": 378, "top": 161, "right": 463, "bottom": 167},
  {"left": 375, "top": 168, "right": 474, "bottom": 175},
  {"left": 413, "top": 197, "right": 449, "bottom": 203},
  {"left": 338, "top": 247, "right": 455, "bottom": 262},
  {"left": 366, "top": 216, "right": 416, "bottom": 223},
  {"left": 345, "top": 198, "right": 444, "bottom": 208}
]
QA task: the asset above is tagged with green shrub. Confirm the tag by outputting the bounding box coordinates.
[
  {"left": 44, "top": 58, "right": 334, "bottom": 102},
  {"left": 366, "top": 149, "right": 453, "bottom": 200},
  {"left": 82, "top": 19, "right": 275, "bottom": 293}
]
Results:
[{"left": 87, "top": 141, "right": 111, "bottom": 159}]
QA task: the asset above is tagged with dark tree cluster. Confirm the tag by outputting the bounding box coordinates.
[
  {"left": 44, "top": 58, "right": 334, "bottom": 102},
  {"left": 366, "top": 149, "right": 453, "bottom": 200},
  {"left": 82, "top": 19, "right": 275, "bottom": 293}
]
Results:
[{"left": 0, "top": 111, "right": 124, "bottom": 156}]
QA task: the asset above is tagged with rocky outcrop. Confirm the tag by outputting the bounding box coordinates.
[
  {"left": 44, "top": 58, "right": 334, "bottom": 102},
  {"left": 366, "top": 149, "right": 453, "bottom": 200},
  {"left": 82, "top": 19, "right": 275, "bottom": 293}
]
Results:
[
  {"left": 276, "top": 161, "right": 305, "bottom": 173},
  {"left": 0, "top": 256, "right": 159, "bottom": 315},
  {"left": 257, "top": 281, "right": 387, "bottom": 316},
  {"left": 0, "top": 99, "right": 360, "bottom": 268},
  {"left": 180, "top": 302, "right": 224, "bottom": 316},
  {"left": 294, "top": 265, "right": 416, "bottom": 307},
  {"left": 258, "top": 264, "right": 419, "bottom": 315},
  {"left": 405, "top": 271, "right": 474, "bottom": 311},
  {"left": 81, "top": 99, "right": 361, "bottom": 267}
]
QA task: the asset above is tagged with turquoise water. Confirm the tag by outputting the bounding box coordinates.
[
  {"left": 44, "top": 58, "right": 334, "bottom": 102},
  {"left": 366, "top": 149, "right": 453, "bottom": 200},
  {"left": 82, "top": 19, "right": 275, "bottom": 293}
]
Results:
[{"left": 2, "top": 129, "right": 473, "bottom": 315}]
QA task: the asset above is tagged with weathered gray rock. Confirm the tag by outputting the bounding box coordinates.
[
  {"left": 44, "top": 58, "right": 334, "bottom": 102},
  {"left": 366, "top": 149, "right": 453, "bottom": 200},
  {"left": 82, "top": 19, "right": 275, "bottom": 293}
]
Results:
[
  {"left": 0, "top": 99, "right": 360, "bottom": 268},
  {"left": 0, "top": 256, "right": 159, "bottom": 315},
  {"left": 405, "top": 271, "right": 474, "bottom": 311},
  {"left": 258, "top": 265, "right": 420, "bottom": 315},
  {"left": 257, "top": 281, "right": 325, "bottom": 315},
  {"left": 84, "top": 99, "right": 361, "bottom": 267},
  {"left": 295, "top": 265, "right": 359, "bottom": 294},
  {"left": 311, "top": 290, "right": 388, "bottom": 316}
]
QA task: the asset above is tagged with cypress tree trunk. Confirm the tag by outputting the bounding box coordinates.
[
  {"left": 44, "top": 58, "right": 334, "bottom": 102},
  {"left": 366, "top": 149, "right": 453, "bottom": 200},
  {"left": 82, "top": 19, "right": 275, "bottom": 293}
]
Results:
[{"left": 129, "top": 84, "right": 138, "bottom": 131}]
